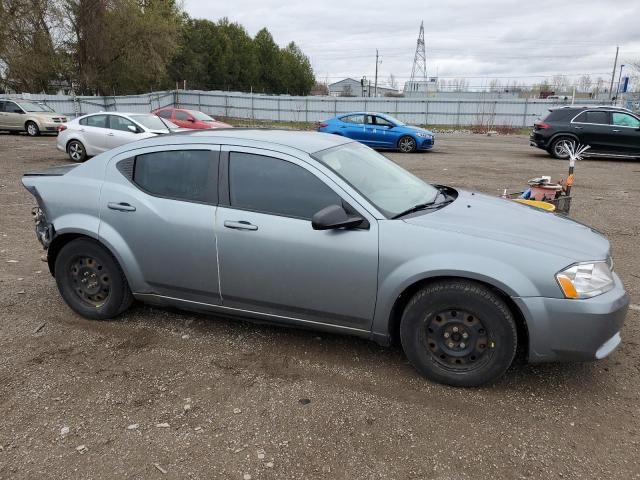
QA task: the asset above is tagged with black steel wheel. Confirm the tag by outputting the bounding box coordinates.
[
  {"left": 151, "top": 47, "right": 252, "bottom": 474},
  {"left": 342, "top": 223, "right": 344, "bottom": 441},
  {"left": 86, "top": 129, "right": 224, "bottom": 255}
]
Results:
[
  {"left": 55, "top": 238, "right": 133, "bottom": 319},
  {"left": 400, "top": 280, "right": 518, "bottom": 387},
  {"left": 398, "top": 135, "right": 417, "bottom": 153}
]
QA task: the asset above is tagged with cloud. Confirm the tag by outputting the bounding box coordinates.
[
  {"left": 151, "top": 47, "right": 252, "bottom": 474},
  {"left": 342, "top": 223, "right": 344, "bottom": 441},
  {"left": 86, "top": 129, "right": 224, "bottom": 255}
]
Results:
[{"left": 183, "top": 0, "right": 640, "bottom": 89}]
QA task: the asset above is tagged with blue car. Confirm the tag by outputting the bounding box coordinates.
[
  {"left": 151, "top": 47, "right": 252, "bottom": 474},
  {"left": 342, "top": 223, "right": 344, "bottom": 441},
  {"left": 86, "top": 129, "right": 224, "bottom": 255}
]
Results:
[{"left": 318, "top": 112, "right": 434, "bottom": 153}]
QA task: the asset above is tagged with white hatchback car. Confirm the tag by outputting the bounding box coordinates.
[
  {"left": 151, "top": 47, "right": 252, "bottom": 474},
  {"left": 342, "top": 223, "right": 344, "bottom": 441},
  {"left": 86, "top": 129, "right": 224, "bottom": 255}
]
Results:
[{"left": 57, "top": 112, "right": 181, "bottom": 162}]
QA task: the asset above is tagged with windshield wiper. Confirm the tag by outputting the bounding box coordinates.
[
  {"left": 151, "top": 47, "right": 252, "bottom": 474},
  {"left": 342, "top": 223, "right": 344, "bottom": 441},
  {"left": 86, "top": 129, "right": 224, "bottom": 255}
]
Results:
[{"left": 392, "top": 193, "right": 453, "bottom": 219}]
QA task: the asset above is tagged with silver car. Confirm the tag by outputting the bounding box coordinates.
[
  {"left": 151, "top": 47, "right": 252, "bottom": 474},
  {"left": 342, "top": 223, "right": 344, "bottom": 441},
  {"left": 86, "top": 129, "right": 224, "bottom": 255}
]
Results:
[
  {"left": 57, "top": 112, "right": 180, "bottom": 162},
  {"left": 22, "top": 130, "right": 629, "bottom": 386}
]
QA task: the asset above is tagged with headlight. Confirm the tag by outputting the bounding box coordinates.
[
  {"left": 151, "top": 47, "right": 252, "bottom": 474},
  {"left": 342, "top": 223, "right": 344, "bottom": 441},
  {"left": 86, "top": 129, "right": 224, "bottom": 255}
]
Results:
[
  {"left": 556, "top": 261, "right": 614, "bottom": 299},
  {"left": 415, "top": 131, "right": 432, "bottom": 138}
]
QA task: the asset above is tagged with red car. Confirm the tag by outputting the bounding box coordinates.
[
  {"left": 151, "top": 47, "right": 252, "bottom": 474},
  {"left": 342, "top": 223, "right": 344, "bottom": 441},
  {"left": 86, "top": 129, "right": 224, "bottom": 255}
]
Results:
[{"left": 152, "top": 107, "right": 232, "bottom": 130}]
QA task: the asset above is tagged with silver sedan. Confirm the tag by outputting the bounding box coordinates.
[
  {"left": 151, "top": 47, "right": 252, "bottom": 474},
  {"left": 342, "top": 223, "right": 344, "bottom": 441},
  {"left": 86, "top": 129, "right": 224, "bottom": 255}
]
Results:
[
  {"left": 23, "top": 130, "right": 629, "bottom": 386},
  {"left": 56, "top": 112, "right": 180, "bottom": 162}
]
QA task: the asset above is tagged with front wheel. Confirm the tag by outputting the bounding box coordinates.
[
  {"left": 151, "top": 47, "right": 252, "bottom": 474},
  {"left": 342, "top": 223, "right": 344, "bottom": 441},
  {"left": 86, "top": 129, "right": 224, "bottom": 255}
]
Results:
[
  {"left": 398, "top": 135, "right": 417, "bottom": 153},
  {"left": 400, "top": 280, "right": 518, "bottom": 387},
  {"left": 25, "top": 121, "right": 40, "bottom": 137},
  {"left": 54, "top": 238, "right": 133, "bottom": 320},
  {"left": 67, "top": 140, "right": 87, "bottom": 162},
  {"left": 549, "top": 136, "right": 575, "bottom": 159}
]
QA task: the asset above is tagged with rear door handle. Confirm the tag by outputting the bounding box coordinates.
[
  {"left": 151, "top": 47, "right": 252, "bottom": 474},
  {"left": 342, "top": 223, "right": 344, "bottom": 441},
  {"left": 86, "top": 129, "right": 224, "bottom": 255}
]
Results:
[
  {"left": 573, "top": 126, "right": 583, "bottom": 130},
  {"left": 612, "top": 129, "right": 621, "bottom": 132},
  {"left": 107, "top": 132, "right": 114, "bottom": 136},
  {"left": 224, "top": 220, "right": 258, "bottom": 231},
  {"left": 108, "top": 202, "right": 136, "bottom": 212}
]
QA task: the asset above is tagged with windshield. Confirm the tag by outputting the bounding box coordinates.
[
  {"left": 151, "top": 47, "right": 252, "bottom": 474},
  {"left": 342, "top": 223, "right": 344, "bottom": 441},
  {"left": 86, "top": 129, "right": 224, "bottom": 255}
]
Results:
[
  {"left": 18, "top": 102, "right": 54, "bottom": 113},
  {"left": 380, "top": 114, "right": 405, "bottom": 126},
  {"left": 190, "top": 110, "right": 214, "bottom": 121},
  {"left": 130, "top": 114, "right": 175, "bottom": 131},
  {"left": 314, "top": 142, "right": 438, "bottom": 218}
]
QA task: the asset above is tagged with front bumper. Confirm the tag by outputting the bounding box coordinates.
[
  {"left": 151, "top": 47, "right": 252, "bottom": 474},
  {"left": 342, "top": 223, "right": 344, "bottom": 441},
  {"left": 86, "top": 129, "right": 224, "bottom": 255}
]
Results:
[
  {"left": 513, "top": 273, "right": 629, "bottom": 362},
  {"left": 417, "top": 137, "right": 434, "bottom": 150}
]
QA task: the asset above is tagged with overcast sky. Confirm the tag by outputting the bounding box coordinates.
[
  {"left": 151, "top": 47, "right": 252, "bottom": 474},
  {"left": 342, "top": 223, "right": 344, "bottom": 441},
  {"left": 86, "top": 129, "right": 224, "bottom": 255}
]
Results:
[{"left": 183, "top": 0, "right": 640, "bottom": 89}]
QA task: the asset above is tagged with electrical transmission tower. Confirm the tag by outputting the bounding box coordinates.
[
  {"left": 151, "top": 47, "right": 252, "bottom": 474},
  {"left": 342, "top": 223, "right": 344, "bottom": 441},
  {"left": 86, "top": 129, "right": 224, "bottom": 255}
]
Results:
[{"left": 410, "top": 21, "right": 427, "bottom": 82}]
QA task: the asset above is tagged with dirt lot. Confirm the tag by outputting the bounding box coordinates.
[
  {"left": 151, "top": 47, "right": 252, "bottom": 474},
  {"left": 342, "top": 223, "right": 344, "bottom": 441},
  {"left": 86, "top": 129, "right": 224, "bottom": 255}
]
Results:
[{"left": 1, "top": 132, "right": 639, "bottom": 480}]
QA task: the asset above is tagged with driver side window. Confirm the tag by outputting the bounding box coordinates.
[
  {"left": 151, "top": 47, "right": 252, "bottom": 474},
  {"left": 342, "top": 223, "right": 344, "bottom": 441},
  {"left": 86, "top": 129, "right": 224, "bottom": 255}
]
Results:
[
  {"left": 612, "top": 112, "right": 640, "bottom": 128},
  {"left": 110, "top": 115, "right": 137, "bottom": 132},
  {"left": 228, "top": 152, "right": 341, "bottom": 220}
]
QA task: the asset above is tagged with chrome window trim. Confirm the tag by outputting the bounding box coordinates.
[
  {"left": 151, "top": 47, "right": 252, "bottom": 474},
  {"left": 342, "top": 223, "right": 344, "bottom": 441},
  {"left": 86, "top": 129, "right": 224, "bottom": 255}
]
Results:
[{"left": 570, "top": 110, "right": 610, "bottom": 126}]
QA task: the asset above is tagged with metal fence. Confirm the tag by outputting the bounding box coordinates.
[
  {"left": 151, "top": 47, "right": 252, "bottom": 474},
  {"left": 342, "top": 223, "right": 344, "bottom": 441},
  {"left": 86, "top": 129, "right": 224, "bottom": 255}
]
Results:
[{"left": 2, "top": 90, "right": 617, "bottom": 127}]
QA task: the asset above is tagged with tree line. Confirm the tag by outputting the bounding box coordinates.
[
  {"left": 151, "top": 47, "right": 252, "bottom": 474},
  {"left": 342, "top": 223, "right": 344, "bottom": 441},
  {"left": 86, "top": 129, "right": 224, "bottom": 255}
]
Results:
[{"left": 0, "top": 0, "right": 316, "bottom": 96}]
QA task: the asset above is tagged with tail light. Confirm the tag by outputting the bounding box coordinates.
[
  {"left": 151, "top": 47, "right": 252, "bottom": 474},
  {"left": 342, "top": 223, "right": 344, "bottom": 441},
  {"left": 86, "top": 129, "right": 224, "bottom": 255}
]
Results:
[
  {"left": 318, "top": 122, "right": 328, "bottom": 129},
  {"left": 534, "top": 121, "right": 550, "bottom": 130},
  {"left": 57, "top": 124, "right": 67, "bottom": 132}
]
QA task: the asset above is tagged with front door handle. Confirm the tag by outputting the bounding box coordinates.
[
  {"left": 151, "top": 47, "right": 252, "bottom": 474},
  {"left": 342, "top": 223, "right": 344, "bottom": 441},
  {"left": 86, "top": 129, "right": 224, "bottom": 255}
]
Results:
[
  {"left": 573, "top": 126, "right": 583, "bottom": 130},
  {"left": 224, "top": 220, "right": 258, "bottom": 231},
  {"left": 612, "top": 129, "right": 621, "bottom": 132},
  {"left": 108, "top": 202, "right": 136, "bottom": 212},
  {"left": 107, "top": 132, "right": 114, "bottom": 136}
]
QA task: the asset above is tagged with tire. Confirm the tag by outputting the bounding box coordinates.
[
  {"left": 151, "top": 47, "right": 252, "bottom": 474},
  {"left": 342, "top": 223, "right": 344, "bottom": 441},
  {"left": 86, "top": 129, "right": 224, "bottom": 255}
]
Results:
[
  {"left": 67, "top": 140, "right": 87, "bottom": 162},
  {"left": 398, "top": 135, "right": 417, "bottom": 153},
  {"left": 549, "top": 136, "right": 575, "bottom": 159},
  {"left": 25, "top": 121, "right": 40, "bottom": 137},
  {"left": 54, "top": 238, "right": 133, "bottom": 320},
  {"left": 400, "top": 280, "right": 518, "bottom": 387}
]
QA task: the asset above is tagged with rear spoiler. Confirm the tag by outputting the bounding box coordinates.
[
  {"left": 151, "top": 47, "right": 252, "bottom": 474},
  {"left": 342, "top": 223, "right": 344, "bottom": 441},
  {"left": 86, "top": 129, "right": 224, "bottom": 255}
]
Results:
[{"left": 23, "top": 164, "right": 79, "bottom": 177}]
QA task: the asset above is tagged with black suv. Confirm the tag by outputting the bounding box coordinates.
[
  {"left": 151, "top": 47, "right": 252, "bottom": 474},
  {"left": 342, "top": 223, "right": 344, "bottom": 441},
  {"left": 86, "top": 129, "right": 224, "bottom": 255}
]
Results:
[{"left": 530, "top": 106, "right": 640, "bottom": 159}]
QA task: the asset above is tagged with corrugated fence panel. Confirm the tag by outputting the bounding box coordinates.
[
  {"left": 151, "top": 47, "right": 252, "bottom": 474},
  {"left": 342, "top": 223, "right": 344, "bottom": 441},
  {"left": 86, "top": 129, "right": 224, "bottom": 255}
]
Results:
[{"left": 4, "top": 90, "right": 611, "bottom": 126}]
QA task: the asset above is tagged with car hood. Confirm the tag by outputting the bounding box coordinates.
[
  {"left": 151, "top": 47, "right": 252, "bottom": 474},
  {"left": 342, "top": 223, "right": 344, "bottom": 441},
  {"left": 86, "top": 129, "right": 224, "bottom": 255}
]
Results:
[
  {"left": 404, "top": 190, "right": 609, "bottom": 261},
  {"left": 406, "top": 125, "right": 433, "bottom": 135}
]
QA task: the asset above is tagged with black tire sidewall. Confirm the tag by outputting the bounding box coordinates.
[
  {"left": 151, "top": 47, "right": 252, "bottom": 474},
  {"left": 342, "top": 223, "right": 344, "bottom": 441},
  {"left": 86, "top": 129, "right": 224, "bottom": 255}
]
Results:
[
  {"left": 400, "top": 281, "right": 517, "bottom": 387},
  {"left": 55, "top": 238, "right": 129, "bottom": 320}
]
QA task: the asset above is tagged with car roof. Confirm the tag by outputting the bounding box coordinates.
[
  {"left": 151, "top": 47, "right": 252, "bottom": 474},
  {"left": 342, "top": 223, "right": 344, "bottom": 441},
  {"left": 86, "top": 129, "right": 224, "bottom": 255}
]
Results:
[
  {"left": 115, "top": 129, "right": 354, "bottom": 155},
  {"left": 549, "top": 105, "right": 633, "bottom": 112},
  {"left": 338, "top": 112, "right": 387, "bottom": 116}
]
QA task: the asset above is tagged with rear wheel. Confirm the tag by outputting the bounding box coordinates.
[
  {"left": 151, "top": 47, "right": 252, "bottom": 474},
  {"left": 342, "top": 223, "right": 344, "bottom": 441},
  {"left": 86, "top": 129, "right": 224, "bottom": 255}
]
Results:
[
  {"left": 54, "top": 238, "right": 133, "bottom": 320},
  {"left": 549, "top": 136, "right": 575, "bottom": 159},
  {"left": 67, "top": 140, "right": 87, "bottom": 162},
  {"left": 400, "top": 280, "right": 518, "bottom": 387},
  {"left": 398, "top": 135, "right": 417, "bottom": 153},
  {"left": 25, "top": 121, "right": 40, "bottom": 137}
]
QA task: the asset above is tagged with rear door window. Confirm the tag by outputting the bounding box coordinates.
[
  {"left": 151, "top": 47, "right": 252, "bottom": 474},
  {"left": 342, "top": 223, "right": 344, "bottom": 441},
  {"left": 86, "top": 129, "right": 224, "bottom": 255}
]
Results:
[
  {"left": 228, "top": 152, "right": 341, "bottom": 220},
  {"left": 175, "top": 111, "right": 191, "bottom": 121},
  {"left": 80, "top": 115, "right": 108, "bottom": 128},
  {"left": 573, "top": 111, "right": 609, "bottom": 125},
  {"left": 133, "top": 150, "right": 218, "bottom": 204},
  {"left": 342, "top": 114, "right": 365, "bottom": 124},
  {"left": 157, "top": 109, "right": 172, "bottom": 119}
]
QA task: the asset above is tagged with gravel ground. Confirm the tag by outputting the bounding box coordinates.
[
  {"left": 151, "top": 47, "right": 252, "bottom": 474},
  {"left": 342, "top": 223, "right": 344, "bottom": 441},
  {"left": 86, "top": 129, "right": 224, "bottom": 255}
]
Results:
[{"left": 0, "top": 132, "right": 639, "bottom": 480}]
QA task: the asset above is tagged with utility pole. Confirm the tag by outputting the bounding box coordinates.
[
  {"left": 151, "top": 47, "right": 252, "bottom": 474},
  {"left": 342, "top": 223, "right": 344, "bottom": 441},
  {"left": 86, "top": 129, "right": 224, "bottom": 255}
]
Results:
[
  {"left": 374, "top": 49, "right": 379, "bottom": 98},
  {"left": 608, "top": 46, "right": 619, "bottom": 101}
]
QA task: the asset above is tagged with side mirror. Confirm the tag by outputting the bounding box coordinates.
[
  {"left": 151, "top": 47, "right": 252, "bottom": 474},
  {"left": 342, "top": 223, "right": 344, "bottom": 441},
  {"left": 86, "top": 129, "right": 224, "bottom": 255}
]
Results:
[
  {"left": 312, "top": 204, "right": 364, "bottom": 230},
  {"left": 188, "top": 117, "right": 195, "bottom": 122},
  {"left": 127, "top": 125, "right": 139, "bottom": 133}
]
